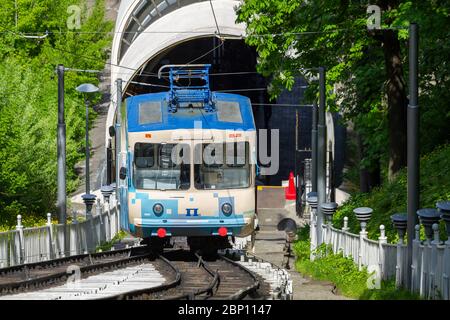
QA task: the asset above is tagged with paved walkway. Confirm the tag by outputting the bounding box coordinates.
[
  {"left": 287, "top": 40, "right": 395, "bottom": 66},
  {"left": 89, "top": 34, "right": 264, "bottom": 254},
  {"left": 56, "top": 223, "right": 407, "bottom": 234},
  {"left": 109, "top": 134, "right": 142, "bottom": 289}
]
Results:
[{"left": 254, "top": 187, "right": 351, "bottom": 300}]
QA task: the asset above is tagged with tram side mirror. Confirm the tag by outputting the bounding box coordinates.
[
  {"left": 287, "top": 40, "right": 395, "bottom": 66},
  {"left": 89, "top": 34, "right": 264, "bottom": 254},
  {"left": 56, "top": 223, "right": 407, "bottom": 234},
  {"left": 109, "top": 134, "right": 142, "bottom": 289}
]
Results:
[
  {"left": 109, "top": 126, "right": 116, "bottom": 137},
  {"left": 119, "top": 167, "right": 127, "bottom": 180}
]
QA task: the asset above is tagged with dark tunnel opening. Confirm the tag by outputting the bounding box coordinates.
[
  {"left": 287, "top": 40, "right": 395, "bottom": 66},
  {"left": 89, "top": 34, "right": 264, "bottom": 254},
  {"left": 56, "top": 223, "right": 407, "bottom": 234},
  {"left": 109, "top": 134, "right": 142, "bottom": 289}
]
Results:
[{"left": 124, "top": 37, "right": 312, "bottom": 185}]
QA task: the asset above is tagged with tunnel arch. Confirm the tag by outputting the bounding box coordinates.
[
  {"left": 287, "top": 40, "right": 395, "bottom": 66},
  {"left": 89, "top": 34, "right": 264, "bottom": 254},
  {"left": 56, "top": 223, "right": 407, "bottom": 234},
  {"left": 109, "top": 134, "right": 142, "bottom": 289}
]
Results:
[{"left": 105, "top": 0, "right": 328, "bottom": 186}]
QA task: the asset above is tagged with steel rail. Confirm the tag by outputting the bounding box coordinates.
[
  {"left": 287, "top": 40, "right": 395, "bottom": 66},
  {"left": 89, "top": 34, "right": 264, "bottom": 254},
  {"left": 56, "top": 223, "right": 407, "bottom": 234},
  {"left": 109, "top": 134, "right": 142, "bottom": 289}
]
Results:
[
  {"left": 97, "top": 253, "right": 182, "bottom": 300},
  {"left": 168, "top": 252, "right": 220, "bottom": 300},
  {"left": 0, "top": 248, "right": 150, "bottom": 295},
  {"left": 0, "top": 246, "right": 140, "bottom": 276},
  {"left": 103, "top": 250, "right": 260, "bottom": 300},
  {"left": 217, "top": 254, "right": 260, "bottom": 300}
]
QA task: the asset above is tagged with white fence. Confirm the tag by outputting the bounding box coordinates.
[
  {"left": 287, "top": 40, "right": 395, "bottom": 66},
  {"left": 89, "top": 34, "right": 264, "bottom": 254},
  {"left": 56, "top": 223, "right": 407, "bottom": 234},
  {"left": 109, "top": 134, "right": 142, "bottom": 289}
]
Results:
[
  {"left": 0, "top": 196, "right": 120, "bottom": 268},
  {"left": 309, "top": 206, "right": 450, "bottom": 300}
]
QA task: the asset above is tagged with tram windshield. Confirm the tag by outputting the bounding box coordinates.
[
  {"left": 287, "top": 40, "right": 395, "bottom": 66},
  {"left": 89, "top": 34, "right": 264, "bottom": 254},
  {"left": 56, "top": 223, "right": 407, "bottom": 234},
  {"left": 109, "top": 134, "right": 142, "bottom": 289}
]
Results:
[
  {"left": 133, "top": 143, "right": 190, "bottom": 190},
  {"left": 194, "top": 142, "right": 250, "bottom": 190}
]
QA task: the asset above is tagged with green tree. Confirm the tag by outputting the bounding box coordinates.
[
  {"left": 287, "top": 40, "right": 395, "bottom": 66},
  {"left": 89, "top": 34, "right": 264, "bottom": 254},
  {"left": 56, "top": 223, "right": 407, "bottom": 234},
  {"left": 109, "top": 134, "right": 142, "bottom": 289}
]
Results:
[
  {"left": 236, "top": 0, "right": 450, "bottom": 188},
  {"left": 0, "top": 0, "right": 112, "bottom": 227}
]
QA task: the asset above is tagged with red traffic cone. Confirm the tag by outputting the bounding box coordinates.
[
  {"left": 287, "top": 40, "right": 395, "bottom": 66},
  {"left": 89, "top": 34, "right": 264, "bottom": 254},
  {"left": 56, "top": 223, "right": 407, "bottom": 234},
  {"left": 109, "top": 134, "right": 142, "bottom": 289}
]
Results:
[{"left": 285, "top": 172, "right": 296, "bottom": 200}]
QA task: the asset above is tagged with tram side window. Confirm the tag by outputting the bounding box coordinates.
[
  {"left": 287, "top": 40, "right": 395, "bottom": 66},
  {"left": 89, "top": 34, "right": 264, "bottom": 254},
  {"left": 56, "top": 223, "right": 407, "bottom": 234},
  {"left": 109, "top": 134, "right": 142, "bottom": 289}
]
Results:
[
  {"left": 194, "top": 142, "right": 250, "bottom": 190},
  {"left": 134, "top": 143, "right": 190, "bottom": 190}
]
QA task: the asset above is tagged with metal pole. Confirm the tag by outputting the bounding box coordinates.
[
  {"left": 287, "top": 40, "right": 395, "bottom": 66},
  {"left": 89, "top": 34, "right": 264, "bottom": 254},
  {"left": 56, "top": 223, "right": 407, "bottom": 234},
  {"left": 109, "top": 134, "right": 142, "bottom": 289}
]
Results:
[
  {"left": 85, "top": 98, "right": 90, "bottom": 196},
  {"left": 107, "top": 139, "right": 112, "bottom": 185},
  {"left": 295, "top": 111, "right": 299, "bottom": 214},
  {"left": 56, "top": 64, "right": 66, "bottom": 225},
  {"left": 329, "top": 150, "right": 335, "bottom": 202},
  {"left": 311, "top": 101, "right": 318, "bottom": 193},
  {"left": 317, "top": 67, "right": 327, "bottom": 245},
  {"left": 407, "top": 23, "right": 419, "bottom": 289},
  {"left": 115, "top": 79, "right": 123, "bottom": 199}
]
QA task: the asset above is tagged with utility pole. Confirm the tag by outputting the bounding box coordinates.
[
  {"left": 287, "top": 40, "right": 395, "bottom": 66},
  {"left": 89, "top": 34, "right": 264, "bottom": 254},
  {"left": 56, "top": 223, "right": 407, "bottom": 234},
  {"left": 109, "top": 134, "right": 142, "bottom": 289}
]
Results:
[
  {"left": 115, "top": 79, "right": 123, "bottom": 199},
  {"left": 56, "top": 65, "right": 66, "bottom": 225},
  {"left": 407, "top": 23, "right": 419, "bottom": 289},
  {"left": 317, "top": 67, "right": 327, "bottom": 245},
  {"left": 311, "top": 101, "right": 318, "bottom": 193}
]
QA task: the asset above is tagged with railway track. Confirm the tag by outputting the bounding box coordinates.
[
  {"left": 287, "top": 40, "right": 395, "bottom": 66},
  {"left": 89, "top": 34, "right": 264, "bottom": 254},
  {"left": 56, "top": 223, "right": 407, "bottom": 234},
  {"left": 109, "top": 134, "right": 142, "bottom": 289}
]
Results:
[
  {"left": 0, "top": 246, "right": 173, "bottom": 299},
  {"left": 0, "top": 247, "right": 274, "bottom": 300},
  {"left": 109, "top": 250, "right": 265, "bottom": 300}
]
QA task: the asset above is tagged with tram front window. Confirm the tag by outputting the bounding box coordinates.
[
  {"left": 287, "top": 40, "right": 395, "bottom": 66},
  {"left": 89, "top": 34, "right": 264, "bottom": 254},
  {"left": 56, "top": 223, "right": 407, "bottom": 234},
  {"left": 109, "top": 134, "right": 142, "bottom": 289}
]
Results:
[
  {"left": 133, "top": 143, "right": 190, "bottom": 190},
  {"left": 194, "top": 142, "right": 250, "bottom": 190}
]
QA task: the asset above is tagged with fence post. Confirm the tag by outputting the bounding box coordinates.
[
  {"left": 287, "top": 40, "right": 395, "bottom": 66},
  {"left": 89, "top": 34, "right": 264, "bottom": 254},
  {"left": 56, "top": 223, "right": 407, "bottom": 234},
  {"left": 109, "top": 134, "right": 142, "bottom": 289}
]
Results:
[
  {"left": 396, "top": 236, "right": 404, "bottom": 288},
  {"left": 444, "top": 237, "right": 450, "bottom": 300},
  {"left": 46, "top": 213, "right": 55, "bottom": 260},
  {"left": 321, "top": 202, "right": 337, "bottom": 255},
  {"left": 437, "top": 201, "right": 450, "bottom": 300},
  {"left": 417, "top": 208, "right": 441, "bottom": 298},
  {"left": 96, "top": 198, "right": 105, "bottom": 244},
  {"left": 101, "top": 185, "right": 114, "bottom": 242},
  {"left": 378, "top": 225, "right": 387, "bottom": 280},
  {"left": 72, "top": 210, "right": 79, "bottom": 255},
  {"left": 113, "top": 187, "right": 120, "bottom": 236},
  {"left": 307, "top": 193, "right": 318, "bottom": 260},
  {"left": 391, "top": 213, "right": 407, "bottom": 288},
  {"left": 96, "top": 198, "right": 102, "bottom": 221},
  {"left": 430, "top": 223, "right": 440, "bottom": 299},
  {"left": 310, "top": 210, "right": 317, "bottom": 260},
  {"left": 341, "top": 217, "right": 349, "bottom": 256},
  {"left": 354, "top": 207, "right": 373, "bottom": 271},
  {"left": 342, "top": 217, "right": 349, "bottom": 231},
  {"left": 359, "top": 225, "right": 367, "bottom": 271},
  {"left": 107, "top": 201, "right": 112, "bottom": 242},
  {"left": 411, "top": 224, "right": 421, "bottom": 294},
  {"left": 16, "top": 215, "right": 25, "bottom": 264}
]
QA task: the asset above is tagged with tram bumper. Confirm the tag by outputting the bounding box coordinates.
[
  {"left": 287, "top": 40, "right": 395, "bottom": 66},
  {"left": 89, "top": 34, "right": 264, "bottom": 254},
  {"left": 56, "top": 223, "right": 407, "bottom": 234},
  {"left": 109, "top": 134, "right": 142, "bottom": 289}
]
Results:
[{"left": 131, "top": 217, "right": 247, "bottom": 237}]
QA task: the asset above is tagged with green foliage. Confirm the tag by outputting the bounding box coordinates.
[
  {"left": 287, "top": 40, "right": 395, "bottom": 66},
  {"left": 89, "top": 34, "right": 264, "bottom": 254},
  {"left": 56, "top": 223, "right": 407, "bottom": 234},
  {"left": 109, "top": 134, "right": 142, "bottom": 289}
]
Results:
[
  {"left": 96, "top": 231, "right": 129, "bottom": 252},
  {"left": 0, "top": 0, "right": 112, "bottom": 227},
  {"left": 236, "top": 1, "right": 450, "bottom": 175},
  {"left": 293, "top": 227, "right": 420, "bottom": 299},
  {"left": 333, "top": 144, "right": 450, "bottom": 242}
]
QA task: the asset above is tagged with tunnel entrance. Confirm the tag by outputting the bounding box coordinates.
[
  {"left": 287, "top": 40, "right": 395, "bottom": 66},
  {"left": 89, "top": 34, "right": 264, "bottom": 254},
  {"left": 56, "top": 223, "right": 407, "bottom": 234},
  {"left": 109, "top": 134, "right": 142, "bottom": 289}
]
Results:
[{"left": 124, "top": 37, "right": 311, "bottom": 185}]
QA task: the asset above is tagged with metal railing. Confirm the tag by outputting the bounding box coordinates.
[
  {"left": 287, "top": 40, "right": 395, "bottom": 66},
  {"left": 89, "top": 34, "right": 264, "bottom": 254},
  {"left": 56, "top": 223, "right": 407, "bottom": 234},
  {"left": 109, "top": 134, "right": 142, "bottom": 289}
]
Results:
[{"left": 0, "top": 194, "right": 121, "bottom": 268}]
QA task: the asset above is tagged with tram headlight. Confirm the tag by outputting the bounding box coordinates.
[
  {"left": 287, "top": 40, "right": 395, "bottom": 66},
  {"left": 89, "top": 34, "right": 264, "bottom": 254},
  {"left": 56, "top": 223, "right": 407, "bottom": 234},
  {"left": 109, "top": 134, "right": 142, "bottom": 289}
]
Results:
[
  {"left": 153, "top": 203, "right": 164, "bottom": 217},
  {"left": 221, "top": 203, "right": 233, "bottom": 216}
]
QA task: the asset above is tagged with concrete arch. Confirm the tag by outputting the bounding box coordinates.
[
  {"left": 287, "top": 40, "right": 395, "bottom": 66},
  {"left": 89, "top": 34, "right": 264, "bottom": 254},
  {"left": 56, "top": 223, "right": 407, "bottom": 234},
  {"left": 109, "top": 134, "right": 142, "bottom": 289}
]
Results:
[{"left": 107, "top": 0, "right": 245, "bottom": 137}]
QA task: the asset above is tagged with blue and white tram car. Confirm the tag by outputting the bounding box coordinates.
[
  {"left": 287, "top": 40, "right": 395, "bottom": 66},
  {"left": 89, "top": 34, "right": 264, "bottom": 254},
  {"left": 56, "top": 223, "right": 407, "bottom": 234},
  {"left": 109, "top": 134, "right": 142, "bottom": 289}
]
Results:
[{"left": 116, "top": 65, "right": 257, "bottom": 251}]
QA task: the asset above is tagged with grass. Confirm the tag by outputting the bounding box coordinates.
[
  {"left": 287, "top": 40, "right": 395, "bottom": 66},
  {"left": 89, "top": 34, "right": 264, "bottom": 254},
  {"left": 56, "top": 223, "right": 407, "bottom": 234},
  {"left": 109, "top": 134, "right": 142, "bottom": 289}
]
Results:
[{"left": 293, "top": 225, "right": 420, "bottom": 300}]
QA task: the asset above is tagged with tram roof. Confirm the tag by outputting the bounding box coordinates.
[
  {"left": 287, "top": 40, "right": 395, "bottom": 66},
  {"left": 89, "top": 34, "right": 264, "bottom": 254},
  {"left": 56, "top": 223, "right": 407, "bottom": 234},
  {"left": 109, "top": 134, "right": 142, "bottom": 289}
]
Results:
[{"left": 125, "top": 92, "right": 256, "bottom": 132}]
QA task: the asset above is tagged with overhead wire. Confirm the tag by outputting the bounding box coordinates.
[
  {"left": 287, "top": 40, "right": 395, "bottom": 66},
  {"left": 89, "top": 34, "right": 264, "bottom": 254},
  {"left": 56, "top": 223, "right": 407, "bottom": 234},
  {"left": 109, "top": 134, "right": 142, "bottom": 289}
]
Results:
[
  {"left": 0, "top": 26, "right": 409, "bottom": 37},
  {"left": 184, "top": 40, "right": 225, "bottom": 66},
  {"left": 1, "top": 13, "right": 314, "bottom": 99}
]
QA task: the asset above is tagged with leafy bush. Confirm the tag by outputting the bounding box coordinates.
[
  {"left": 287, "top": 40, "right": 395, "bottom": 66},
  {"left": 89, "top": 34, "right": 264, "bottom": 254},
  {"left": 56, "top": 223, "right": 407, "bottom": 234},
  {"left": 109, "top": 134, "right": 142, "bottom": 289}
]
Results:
[{"left": 333, "top": 144, "right": 450, "bottom": 242}]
